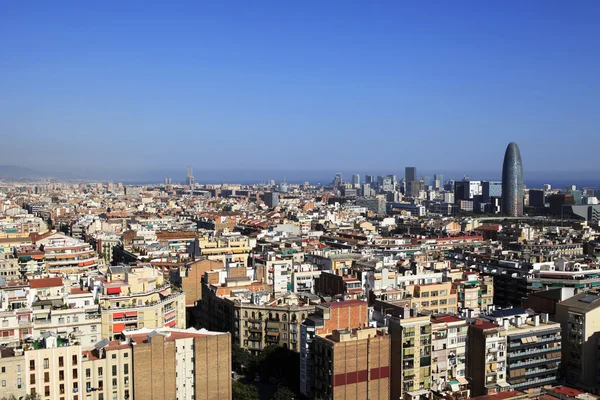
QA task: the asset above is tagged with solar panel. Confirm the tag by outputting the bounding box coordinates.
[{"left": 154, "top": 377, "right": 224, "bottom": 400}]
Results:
[{"left": 579, "top": 294, "right": 598, "bottom": 303}]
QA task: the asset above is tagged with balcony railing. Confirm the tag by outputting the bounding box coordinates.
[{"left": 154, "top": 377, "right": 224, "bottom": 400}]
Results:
[{"left": 508, "top": 345, "right": 561, "bottom": 359}]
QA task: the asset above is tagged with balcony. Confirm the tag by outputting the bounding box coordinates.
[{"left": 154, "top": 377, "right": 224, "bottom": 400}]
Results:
[
  {"left": 508, "top": 345, "right": 561, "bottom": 359},
  {"left": 509, "top": 355, "right": 561, "bottom": 369}
]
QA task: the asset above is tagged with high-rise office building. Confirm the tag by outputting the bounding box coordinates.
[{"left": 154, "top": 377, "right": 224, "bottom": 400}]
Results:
[
  {"left": 501, "top": 142, "right": 524, "bottom": 216},
  {"left": 264, "top": 191, "right": 280, "bottom": 208},
  {"left": 352, "top": 173, "right": 360, "bottom": 187},
  {"left": 365, "top": 175, "right": 375, "bottom": 185},
  {"left": 186, "top": 165, "right": 195, "bottom": 186},
  {"left": 433, "top": 174, "right": 444, "bottom": 190},
  {"left": 333, "top": 172, "right": 343, "bottom": 187},
  {"left": 482, "top": 181, "right": 502, "bottom": 203},
  {"left": 405, "top": 167, "right": 417, "bottom": 183}
]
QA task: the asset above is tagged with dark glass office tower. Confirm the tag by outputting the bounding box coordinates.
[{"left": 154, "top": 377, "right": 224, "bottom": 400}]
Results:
[{"left": 501, "top": 142, "right": 524, "bottom": 216}]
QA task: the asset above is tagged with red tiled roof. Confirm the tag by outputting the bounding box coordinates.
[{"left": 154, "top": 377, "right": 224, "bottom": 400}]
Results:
[
  {"left": 547, "top": 386, "right": 585, "bottom": 397},
  {"left": 432, "top": 315, "right": 464, "bottom": 323},
  {"left": 29, "top": 277, "right": 63, "bottom": 289}
]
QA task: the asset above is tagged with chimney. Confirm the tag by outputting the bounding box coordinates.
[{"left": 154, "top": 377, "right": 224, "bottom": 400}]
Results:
[
  {"left": 503, "top": 318, "right": 509, "bottom": 331},
  {"left": 541, "top": 313, "right": 549, "bottom": 324},
  {"left": 533, "top": 314, "right": 540, "bottom": 326},
  {"left": 402, "top": 307, "right": 411, "bottom": 320},
  {"left": 411, "top": 306, "right": 419, "bottom": 318},
  {"left": 515, "top": 315, "right": 523, "bottom": 327}
]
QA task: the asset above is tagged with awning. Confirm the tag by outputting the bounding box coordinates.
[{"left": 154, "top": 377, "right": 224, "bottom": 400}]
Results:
[
  {"left": 113, "top": 313, "right": 125, "bottom": 319},
  {"left": 457, "top": 377, "right": 469, "bottom": 385},
  {"left": 125, "top": 312, "right": 137, "bottom": 318},
  {"left": 113, "top": 323, "right": 125, "bottom": 333},
  {"left": 106, "top": 287, "right": 121, "bottom": 295},
  {"left": 166, "top": 320, "right": 176, "bottom": 328},
  {"left": 266, "top": 331, "right": 279, "bottom": 336}
]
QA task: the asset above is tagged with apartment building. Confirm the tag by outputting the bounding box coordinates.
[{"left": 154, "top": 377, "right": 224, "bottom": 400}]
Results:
[
  {"left": 25, "top": 336, "right": 83, "bottom": 400},
  {"left": 201, "top": 283, "right": 316, "bottom": 353},
  {"left": 81, "top": 339, "right": 132, "bottom": 400},
  {"left": 0, "top": 347, "right": 26, "bottom": 398},
  {"left": 0, "top": 252, "right": 21, "bottom": 281},
  {"left": 0, "top": 236, "right": 32, "bottom": 254},
  {"left": 313, "top": 327, "right": 390, "bottom": 400},
  {"left": 407, "top": 282, "right": 458, "bottom": 314},
  {"left": 467, "top": 318, "right": 509, "bottom": 397},
  {"left": 168, "top": 259, "right": 223, "bottom": 306},
  {"left": 99, "top": 265, "right": 186, "bottom": 340},
  {"left": 300, "top": 300, "right": 369, "bottom": 398},
  {"left": 34, "top": 232, "right": 99, "bottom": 278},
  {"left": 485, "top": 310, "right": 561, "bottom": 391},
  {"left": 556, "top": 291, "right": 600, "bottom": 393},
  {"left": 430, "top": 315, "right": 469, "bottom": 398},
  {"left": 389, "top": 312, "right": 433, "bottom": 400},
  {"left": 124, "top": 328, "right": 231, "bottom": 400},
  {"left": 189, "top": 234, "right": 252, "bottom": 268},
  {"left": 452, "top": 274, "right": 494, "bottom": 312}
]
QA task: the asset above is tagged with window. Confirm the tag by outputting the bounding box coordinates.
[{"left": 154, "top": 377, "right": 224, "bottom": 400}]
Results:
[
  {"left": 98, "top": 367, "right": 103, "bottom": 377},
  {"left": 99, "top": 394, "right": 104, "bottom": 400},
  {"left": 111, "top": 354, "right": 116, "bottom": 359},
  {"left": 1, "top": 380, "right": 5, "bottom": 387},
  {"left": 86, "top": 369, "right": 91, "bottom": 378},
  {"left": 17, "top": 365, "right": 20, "bottom": 374},
  {"left": 91, "top": 326, "right": 97, "bottom": 332},
  {"left": 45, "top": 386, "right": 50, "bottom": 397},
  {"left": 44, "top": 358, "right": 49, "bottom": 369},
  {"left": 1, "top": 366, "right": 4, "bottom": 373},
  {"left": 59, "top": 370, "right": 65, "bottom": 380},
  {"left": 30, "top": 374, "right": 35, "bottom": 384},
  {"left": 60, "top": 383, "right": 65, "bottom": 394},
  {"left": 59, "top": 356, "right": 64, "bottom": 367},
  {"left": 29, "top": 360, "right": 35, "bottom": 371},
  {"left": 124, "top": 364, "right": 129, "bottom": 374},
  {"left": 124, "top": 376, "right": 129, "bottom": 386},
  {"left": 112, "top": 393, "right": 118, "bottom": 400},
  {"left": 440, "top": 289, "right": 447, "bottom": 296},
  {"left": 124, "top": 353, "right": 128, "bottom": 358},
  {"left": 112, "top": 365, "right": 117, "bottom": 376},
  {"left": 72, "top": 355, "right": 78, "bottom": 365},
  {"left": 17, "top": 378, "right": 21, "bottom": 389},
  {"left": 112, "top": 378, "right": 117, "bottom": 387},
  {"left": 73, "top": 368, "right": 78, "bottom": 379},
  {"left": 44, "top": 372, "right": 50, "bottom": 383}
]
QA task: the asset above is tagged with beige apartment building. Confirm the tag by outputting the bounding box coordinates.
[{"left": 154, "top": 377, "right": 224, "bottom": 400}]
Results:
[
  {"left": 389, "top": 313, "right": 433, "bottom": 400},
  {"left": 407, "top": 282, "right": 458, "bottom": 314},
  {"left": 99, "top": 265, "right": 186, "bottom": 340},
  {"left": 0, "top": 347, "right": 27, "bottom": 399},
  {"left": 556, "top": 291, "right": 600, "bottom": 393},
  {"left": 24, "top": 337, "right": 83, "bottom": 400},
  {"left": 81, "top": 339, "right": 132, "bottom": 400},
  {"left": 192, "top": 234, "right": 252, "bottom": 268}
]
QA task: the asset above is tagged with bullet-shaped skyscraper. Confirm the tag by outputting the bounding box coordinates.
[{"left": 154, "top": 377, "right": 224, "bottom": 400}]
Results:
[{"left": 501, "top": 142, "right": 524, "bottom": 216}]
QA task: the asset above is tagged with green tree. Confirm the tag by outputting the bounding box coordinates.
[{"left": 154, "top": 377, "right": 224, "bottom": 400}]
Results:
[
  {"left": 232, "top": 344, "right": 253, "bottom": 374},
  {"left": 232, "top": 380, "right": 259, "bottom": 400},
  {"left": 272, "top": 386, "right": 296, "bottom": 400}
]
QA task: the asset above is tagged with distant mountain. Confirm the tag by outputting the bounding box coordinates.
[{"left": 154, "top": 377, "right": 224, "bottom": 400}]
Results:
[{"left": 0, "top": 165, "right": 47, "bottom": 179}]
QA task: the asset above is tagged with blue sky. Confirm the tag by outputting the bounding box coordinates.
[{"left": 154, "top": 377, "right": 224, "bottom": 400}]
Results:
[{"left": 1, "top": 1, "right": 599, "bottom": 181}]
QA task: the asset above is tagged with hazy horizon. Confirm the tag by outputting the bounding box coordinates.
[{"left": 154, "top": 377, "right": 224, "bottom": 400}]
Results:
[{"left": 2, "top": 2, "right": 600, "bottom": 176}]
